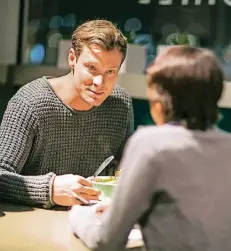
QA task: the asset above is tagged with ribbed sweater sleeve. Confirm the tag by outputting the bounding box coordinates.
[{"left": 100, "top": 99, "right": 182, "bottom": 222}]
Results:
[{"left": 0, "top": 97, "right": 55, "bottom": 207}]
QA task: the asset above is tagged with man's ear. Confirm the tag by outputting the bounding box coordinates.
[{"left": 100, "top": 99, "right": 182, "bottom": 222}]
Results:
[{"left": 68, "top": 48, "right": 76, "bottom": 69}]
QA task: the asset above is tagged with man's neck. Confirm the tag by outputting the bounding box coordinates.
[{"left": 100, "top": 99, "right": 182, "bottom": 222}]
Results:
[{"left": 47, "top": 73, "right": 93, "bottom": 111}]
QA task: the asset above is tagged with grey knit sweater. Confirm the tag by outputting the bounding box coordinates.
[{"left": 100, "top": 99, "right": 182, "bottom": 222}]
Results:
[{"left": 0, "top": 77, "right": 134, "bottom": 208}]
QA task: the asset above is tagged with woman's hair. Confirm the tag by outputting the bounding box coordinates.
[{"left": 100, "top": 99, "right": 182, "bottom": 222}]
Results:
[
  {"left": 147, "top": 46, "right": 224, "bottom": 130},
  {"left": 72, "top": 19, "right": 127, "bottom": 63}
]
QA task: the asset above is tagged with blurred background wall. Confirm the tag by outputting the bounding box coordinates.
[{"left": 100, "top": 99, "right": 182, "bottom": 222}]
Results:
[{"left": 0, "top": 0, "right": 20, "bottom": 65}]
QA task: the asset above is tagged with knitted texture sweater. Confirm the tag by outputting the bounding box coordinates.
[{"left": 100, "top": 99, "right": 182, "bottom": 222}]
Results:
[{"left": 0, "top": 77, "right": 134, "bottom": 207}]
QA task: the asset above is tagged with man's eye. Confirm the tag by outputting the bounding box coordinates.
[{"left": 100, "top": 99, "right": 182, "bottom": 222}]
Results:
[
  {"left": 87, "top": 65, "right": 96, "bottom": 71},
  {"left": 106, "top": 69, "right": 116, "bottom": 75}
]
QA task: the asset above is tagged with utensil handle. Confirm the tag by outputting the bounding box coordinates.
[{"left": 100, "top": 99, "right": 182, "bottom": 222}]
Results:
[{"left": 69, "top": 190, "right": 89, "bottom": 205}]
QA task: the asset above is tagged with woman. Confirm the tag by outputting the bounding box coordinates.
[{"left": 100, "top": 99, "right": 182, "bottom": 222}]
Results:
[{"left": 69, "top": 46, "right": 231, "bottom": 251}]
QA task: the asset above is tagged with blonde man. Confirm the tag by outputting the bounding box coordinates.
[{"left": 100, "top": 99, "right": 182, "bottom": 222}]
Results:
[{"left": 0, "top": 20, "right": 133, "bottom": 208}]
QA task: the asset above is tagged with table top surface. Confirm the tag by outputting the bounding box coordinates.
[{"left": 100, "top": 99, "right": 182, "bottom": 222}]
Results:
[
  {"left": 0, "top": 202, "right": 144, "bottom": 251},
  {"left": 0, "top": 202, "right": 89, "bottom": 251}
]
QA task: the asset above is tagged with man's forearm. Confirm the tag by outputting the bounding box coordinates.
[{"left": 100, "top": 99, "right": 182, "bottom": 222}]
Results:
[{"left": 0, "top": 168, "right": 56, "bottom": 208}]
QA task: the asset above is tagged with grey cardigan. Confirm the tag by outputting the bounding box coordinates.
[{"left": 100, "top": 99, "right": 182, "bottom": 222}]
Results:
[{"left": 69, "top": 124, "right": 231, "bottom": 251}]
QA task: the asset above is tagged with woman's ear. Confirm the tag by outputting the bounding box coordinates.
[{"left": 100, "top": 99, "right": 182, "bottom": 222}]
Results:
[
  {"left": 68, "top": 48, "right": 76, "bottom": 70},
  {"left": 150, "top": 100, "right": 165, "bottom": 125},
  {"left": 147, "top": 87, "right": 165, "bottom": 125}
]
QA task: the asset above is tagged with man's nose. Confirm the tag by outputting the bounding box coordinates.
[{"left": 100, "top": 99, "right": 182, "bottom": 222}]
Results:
[{"left": 93, "top": 75, "right": 104, "bottom": 86}]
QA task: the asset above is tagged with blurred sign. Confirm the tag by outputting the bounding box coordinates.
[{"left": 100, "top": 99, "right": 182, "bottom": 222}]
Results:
[{"left": 158, "top": 0, "right": 231, "bottom": 5}]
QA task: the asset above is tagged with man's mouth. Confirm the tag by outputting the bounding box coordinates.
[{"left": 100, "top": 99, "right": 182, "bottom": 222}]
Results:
[{"left": 89, "top": 90, "right": 104, "bottom": 95}]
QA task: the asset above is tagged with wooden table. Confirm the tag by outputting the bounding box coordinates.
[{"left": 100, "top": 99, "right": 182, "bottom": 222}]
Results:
[
  {"left": 0, "top": 202, "right": 90, "bottom": 251},
  {"left": 0, "top": 202, "right": 144, "bottom": 251}
]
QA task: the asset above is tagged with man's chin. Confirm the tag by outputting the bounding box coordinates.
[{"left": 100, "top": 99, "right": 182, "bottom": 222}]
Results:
[{"left": 85, "top": 98, "right": 104, "bottom": 107}]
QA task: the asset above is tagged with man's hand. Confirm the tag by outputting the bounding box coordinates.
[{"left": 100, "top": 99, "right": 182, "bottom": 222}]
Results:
[{"left": 52, "top": 174, "right": 101, "bottom": 206}]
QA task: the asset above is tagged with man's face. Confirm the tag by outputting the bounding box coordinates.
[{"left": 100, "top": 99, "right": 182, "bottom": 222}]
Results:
[{"left": 68, "top": 44, "right": 123, "bottom": 108}]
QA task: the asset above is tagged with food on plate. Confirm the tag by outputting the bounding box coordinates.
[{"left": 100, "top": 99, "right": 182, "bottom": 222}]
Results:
[
  {"left": 92, "top": 169, "right": 122, "bottom": 184},
  {"left": 93, "top": 176, "right": 118, "bottom": 184}
]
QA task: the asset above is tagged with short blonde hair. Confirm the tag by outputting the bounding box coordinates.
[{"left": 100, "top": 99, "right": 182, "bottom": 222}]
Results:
[{"left": 72, "top": 19, "right": 127, "bottom": 63}]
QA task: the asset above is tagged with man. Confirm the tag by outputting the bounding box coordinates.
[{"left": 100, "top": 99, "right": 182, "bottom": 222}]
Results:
[
  {"left": 0, "top": 20, "right": 134, "bottom": 208},
  {"left": 69, "top": 46, "right": 231, "bottom": 251}
]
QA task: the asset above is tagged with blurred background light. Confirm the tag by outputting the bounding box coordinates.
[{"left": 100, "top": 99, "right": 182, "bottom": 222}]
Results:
[
  {"left": 138, "top": 0, "right": 151, "bottom": 4},
  {"left": 48, "top": 32, "right": 63, "bottom": 48},
  {"left": 62, "top": 13, "right": 76, "bottom": 27},
  {"left": 49, "top": 15, "right": 63, "bottom": 29},
  {"left": 30, "top": 43, "right": 45, "bottom": 64},
  {"left": 124, "top": 17, "right": 142, "bottom": 32}
]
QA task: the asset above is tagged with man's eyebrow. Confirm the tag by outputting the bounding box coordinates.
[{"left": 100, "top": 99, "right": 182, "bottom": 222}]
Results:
[
  {"left": 85, "top": 62, "right": 120, "bottom": 69},
  {"left": 84, "top": 61, "right": 99, "bottom": 66},
  {"left": 108, "top": 65, "right": 120, "bottom": 68}
]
